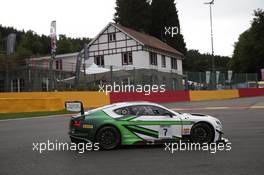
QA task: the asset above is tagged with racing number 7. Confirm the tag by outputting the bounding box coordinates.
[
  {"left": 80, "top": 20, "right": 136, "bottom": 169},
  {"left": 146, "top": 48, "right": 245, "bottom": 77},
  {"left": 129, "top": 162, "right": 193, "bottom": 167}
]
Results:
[{"left": 163, "top": 128, "right": 168, "bottom": 136}]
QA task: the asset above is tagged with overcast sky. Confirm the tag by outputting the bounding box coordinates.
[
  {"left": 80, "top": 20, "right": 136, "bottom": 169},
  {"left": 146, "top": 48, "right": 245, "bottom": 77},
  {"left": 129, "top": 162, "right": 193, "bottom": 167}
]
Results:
[{"left": 0, "top": 0, "right": 263, "bottom": 56}]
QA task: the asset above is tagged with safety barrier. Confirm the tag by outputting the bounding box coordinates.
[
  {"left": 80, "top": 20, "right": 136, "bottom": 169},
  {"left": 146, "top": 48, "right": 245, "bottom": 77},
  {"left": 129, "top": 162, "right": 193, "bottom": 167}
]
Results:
[
  {"left": 109, "top": 91, "right": 190, "bottom": 103},
  {"left": 0, "top": 98, "right": 62, "bottom": 113},
  {"left": 189, "top": 90, "right": 239, "bottom": 101},
  {"left": 0, "top": 92, "right": 109, "bottom": 113},
  {"left": 238, "top": 88, "right": 264, "bottom": 98},
  {"left": 1, "top": 88, "right": 264, "bottom": 113}
]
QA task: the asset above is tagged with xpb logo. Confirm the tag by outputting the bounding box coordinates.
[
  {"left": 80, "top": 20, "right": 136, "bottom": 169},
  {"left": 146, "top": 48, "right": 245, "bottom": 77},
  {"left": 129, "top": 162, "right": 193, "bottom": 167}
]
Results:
[{"left": 164, "top": 26, "right": 180, "bottom": 37}]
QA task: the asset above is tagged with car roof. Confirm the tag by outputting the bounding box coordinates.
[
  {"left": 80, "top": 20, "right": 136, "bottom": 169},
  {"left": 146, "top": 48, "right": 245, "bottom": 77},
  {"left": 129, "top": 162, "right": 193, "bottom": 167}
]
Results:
[
  {"left": 110, "top": 101, "right": 160, "bottom": 107},
  {"left": 101, "top": 101, "right": 170, "bottom": 118}
]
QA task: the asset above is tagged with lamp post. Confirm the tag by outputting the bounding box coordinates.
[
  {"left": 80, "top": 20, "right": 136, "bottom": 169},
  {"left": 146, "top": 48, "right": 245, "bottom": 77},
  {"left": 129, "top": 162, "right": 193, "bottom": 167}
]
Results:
[{"left": 204, "top": 0, "right": 215, "bottom": 89}]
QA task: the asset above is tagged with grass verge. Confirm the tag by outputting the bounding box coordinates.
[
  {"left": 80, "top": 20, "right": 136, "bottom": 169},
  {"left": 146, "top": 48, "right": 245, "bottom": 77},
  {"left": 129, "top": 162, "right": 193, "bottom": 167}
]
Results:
[{"left": 0, "top": 110, "right": 75, "bottom": 120}]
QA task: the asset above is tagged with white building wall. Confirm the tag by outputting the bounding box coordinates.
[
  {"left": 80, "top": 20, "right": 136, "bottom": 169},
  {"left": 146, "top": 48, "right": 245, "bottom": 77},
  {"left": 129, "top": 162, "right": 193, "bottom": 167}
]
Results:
[
  {"left": 85, "top": 50, "right": 183, "bottom": 75},
  {"left": 177, "top": 59, "right": 183, "bottom": 74}
]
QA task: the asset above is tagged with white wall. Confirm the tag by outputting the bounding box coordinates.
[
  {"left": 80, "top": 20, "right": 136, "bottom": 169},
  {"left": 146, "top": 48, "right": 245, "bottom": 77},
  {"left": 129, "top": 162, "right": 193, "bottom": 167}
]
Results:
[{"left": 85, "top": 50, "right": 183, "bottom": 75}]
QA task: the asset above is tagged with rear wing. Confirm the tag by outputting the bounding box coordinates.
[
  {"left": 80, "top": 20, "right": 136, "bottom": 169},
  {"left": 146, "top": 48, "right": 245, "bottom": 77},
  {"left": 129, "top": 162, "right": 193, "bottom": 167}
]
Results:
[{"left": 65, "top": 101, "right": 84, "bottom": 115}]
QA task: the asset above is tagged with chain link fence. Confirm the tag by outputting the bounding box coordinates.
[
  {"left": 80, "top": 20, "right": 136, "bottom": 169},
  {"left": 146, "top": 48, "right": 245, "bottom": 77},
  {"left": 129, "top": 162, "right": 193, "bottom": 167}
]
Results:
[
  {"left": 0, "top": 59, "right": 184, "bottom": 92},
  {"left": 184, "top": 71, "right": 259, "bottom": 90},
  {"left": 0, "top": 59, "right": 261, "bottom": 92}
]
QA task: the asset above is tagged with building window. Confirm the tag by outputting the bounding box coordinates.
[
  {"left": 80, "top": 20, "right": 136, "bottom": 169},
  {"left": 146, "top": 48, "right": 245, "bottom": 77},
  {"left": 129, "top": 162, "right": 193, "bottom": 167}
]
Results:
[
  {"left": 108, "top": 33, "right": 116, "bottom": 42},
  {"left": 149, "top": 52, "right": 157, "bottom": 66},
  {"left": 122, "top": 52, "right": 133, "bottom": 65},
  {"left": 171, "top": 57, "right": 177, "bottom": 70},
  {"left": 162, "top": 55, "right": 166, "bottom": 68},
  {"left": 95, "top": 55, "right": 104, "bottom": 66},
  {"left": 55, "top": 59, "right": 63, "bottom": 70}
]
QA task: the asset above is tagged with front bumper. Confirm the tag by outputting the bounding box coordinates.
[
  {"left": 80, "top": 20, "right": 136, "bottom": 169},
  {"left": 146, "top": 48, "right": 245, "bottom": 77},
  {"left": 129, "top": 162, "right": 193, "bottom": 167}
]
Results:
[{"left": 216, "top": 130, "right": 229, "bottom": 143}]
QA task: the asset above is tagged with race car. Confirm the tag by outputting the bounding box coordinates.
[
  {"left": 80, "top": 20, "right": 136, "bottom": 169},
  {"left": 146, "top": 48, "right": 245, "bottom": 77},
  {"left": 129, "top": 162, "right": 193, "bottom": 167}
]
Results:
[{"left": 66, "top": 101, "right": 227, "bottom": 150}]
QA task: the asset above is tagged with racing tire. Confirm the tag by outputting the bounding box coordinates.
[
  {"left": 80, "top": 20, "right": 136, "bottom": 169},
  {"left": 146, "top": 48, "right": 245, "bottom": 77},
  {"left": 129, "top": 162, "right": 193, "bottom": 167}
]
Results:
[
  {"left": 96, "top": 126, "right": 121, "bottom": 150},
  {"left": 190, "top": 123, "right": 214, "bottom": 143}
]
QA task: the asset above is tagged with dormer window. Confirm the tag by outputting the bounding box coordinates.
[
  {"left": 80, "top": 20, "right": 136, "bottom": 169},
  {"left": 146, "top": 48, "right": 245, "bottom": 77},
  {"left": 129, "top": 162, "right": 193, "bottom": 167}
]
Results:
[{"left": 108, "top": 33, "right": 116, "bottom": 42}]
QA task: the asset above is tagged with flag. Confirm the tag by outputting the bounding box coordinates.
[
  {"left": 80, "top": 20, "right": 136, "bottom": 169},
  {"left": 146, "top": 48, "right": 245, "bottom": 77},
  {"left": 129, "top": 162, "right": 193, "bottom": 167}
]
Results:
[
  {"left": 50, "top": 20, "right": 56, "bottom": 54},
  {"left": 261, "top": 69, "right": 264, "bottom": 81},
  {"left": 206, "top": 71, "right": 211, "bottom": 84},
  {"left": 216, "top": 71, "right": 220, "bottom": 84},
  {"left": 228, "top": 70, "right": 233, "bottom": 83}
]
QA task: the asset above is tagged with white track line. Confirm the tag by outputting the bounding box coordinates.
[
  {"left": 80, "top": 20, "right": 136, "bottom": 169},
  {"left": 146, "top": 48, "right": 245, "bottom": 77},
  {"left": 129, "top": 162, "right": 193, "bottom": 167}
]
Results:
[{"left": 0, "top": 114, "right": 73, "bottom": 122}]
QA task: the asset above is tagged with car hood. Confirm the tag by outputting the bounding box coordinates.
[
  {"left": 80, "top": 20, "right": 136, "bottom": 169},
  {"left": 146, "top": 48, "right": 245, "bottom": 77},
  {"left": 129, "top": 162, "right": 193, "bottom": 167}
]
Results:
[
  {"left": 181, "top": 112, "right": 212, "bottom": 120},
  {"left": 180, "top": 112, "right": 221, "bottom": 127}
]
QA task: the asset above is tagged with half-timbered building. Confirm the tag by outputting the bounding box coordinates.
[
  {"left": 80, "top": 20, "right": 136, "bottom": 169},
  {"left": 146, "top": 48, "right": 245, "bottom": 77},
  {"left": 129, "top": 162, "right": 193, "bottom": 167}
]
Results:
[{"left": 86, "top": 23, "right": 184, "bottom": 75}]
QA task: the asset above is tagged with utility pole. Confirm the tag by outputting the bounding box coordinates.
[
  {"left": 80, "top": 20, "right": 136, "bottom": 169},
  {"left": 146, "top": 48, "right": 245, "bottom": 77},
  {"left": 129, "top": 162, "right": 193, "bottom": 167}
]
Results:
[{"left": 204, "top": 0, "right": 215, "bottom": 89}]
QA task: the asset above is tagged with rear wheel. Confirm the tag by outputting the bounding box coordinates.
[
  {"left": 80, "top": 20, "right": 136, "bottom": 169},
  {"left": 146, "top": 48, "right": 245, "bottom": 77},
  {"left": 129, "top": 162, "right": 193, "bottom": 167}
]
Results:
[
  {"left": 96, "top": 126, "right": 120, "bottom": 150},
  {"left": 190, "top": 123, "right": 214, "bottom": 143}
]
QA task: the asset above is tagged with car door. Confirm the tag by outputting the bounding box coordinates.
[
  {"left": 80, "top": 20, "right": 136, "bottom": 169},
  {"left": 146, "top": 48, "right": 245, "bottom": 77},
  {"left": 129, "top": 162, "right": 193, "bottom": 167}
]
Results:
[{"left": 127, "top": 105, "right": 182, "bottom": 142}]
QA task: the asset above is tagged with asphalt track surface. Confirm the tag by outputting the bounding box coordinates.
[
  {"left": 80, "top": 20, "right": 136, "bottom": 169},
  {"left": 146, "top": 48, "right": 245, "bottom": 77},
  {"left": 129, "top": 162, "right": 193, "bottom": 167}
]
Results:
[{"left": 1, "top": 97, "right": 264, "bottom": 175}]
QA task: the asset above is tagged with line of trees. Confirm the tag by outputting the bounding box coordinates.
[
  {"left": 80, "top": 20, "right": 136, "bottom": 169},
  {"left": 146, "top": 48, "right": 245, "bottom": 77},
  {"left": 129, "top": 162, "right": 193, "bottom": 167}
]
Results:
[
  {"left": 185, "top": 50, "right": 230, "bottom": 72},
  {"left": 230, "top": 9, "right": 264, "bottom": 75},
  {"left": 0, "top": 25, "right": 90, "bottom": 64}
]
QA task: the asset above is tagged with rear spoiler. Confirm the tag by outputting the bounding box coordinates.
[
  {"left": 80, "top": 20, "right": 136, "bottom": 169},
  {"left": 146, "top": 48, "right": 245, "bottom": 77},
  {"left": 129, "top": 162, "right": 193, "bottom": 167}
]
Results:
[{"left": 65, "top": 101, "right": 84, "bottom": 115}]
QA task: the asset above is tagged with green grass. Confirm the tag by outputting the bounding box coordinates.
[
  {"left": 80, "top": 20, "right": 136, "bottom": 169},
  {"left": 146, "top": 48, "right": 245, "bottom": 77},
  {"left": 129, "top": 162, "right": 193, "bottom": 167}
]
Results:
[{"left": 0, "top": 110, "right": 76, "bottom": 120}]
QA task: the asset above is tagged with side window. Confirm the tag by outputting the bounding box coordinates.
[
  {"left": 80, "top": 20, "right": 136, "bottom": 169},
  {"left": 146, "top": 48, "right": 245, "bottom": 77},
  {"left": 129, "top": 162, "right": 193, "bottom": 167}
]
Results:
[
  {"left": 114, "top": 107, "right": 130, "bottom": 116},
  {"left": 149, "top": 106, "right": 171, "bottom": 115},
  {"left": 129, "top": 106, "right": 154, "bottom": 116},
  {"left": 114, "top": 105, "right": 174, "bottom": 116},
  {"left": 129, "top": 105, "right": 171, "bottom": 116}
]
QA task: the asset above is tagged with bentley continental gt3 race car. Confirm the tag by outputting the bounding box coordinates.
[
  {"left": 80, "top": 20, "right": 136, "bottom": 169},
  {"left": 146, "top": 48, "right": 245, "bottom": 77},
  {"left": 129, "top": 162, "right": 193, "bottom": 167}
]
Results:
[{"left": 66, "top": 101, "right": 227, "bottom": 150}]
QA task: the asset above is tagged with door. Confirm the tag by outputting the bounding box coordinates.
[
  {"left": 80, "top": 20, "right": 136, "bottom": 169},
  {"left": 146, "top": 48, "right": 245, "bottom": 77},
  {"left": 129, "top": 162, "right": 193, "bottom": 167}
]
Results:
[{"left": 127, "top": 105, "right": 182, "bottom": 141}]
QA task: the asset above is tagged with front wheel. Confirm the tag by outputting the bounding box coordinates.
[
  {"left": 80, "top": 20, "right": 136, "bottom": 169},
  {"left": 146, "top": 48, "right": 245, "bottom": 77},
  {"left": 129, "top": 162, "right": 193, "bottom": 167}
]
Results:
[
  {"left": 96, "top": 126, "right": 121, "bottom": 150},
  {"left": 190, "top": 123, "right": 214, "bottom": 143}
]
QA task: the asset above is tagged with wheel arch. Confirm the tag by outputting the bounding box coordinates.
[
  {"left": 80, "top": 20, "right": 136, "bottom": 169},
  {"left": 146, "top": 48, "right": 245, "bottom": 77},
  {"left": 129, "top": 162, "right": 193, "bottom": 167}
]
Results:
[
  {"left": 94, "top": 123, "right": 122, "bottom": 142},
  {"left": 191, "top": 121, "right": 215, "bottom": 142}
]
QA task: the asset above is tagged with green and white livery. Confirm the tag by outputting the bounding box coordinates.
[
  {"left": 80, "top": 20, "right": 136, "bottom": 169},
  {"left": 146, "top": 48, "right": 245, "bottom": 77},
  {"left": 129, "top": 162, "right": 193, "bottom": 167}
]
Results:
[{"left": 66, "top": 101, "right": 226, "bottom": 150}]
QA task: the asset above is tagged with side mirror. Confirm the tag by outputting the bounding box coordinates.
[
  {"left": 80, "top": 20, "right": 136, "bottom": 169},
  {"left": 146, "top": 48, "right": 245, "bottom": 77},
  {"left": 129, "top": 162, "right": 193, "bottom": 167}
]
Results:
[{"left": 65, "top": 101, "right": 84, "bottom": 115}]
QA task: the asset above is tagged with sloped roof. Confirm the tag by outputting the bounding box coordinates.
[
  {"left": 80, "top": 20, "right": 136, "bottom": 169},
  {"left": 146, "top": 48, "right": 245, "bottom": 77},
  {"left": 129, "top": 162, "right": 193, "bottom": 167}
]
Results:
[{"left": 112, "top": 23, "right": 184, "bottom": 57}]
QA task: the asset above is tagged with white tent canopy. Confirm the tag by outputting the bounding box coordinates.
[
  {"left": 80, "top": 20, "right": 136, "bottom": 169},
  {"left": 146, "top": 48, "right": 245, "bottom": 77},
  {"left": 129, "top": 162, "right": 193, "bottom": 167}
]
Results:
[
  {"left": 81, "top": 63, "right": 122, "bottom": 75},
  {"left": 82, "top": 63, "right": 110, "bottom": 75}
]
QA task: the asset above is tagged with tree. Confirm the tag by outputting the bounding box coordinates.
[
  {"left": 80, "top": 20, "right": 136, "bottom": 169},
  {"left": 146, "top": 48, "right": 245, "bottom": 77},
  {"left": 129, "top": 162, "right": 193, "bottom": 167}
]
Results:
[
  {"left": 149, "top": 0, "right": 186, "bottom": 54},
  {"left": 57, "top": 35, "right": 74, "bottom": 54},
  {"left": 16, "top": 31, "right": 34, "bottom": 59},
  {"left": 230, "top": 9, "right": 264, "bottom": 75},
  {"left": 184, "top": 50, "right": 230, "bottom": 72},
  {"left": 114, "top": 0, "right": 151, "bottom": 32},
  {"left": 0, "top": 32, "right": 3, "bottom": 51},
  {"left": 113, "top": 0, "right": 186, "bottom": 54}
]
